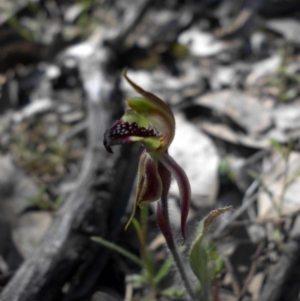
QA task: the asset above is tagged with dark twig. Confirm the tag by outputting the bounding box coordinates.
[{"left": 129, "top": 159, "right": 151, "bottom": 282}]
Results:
[
  {"left": 0, "top": 54, "right": 119, "bottom": 301},
  {"left": 258, "top": 236, "right": 300, "bottom": 301},
  {"left": 105, "top": 0, "right": 152, "bottom": 50},
  {"left": 238, "top": 242, "right": 264, "bottom": 300}
]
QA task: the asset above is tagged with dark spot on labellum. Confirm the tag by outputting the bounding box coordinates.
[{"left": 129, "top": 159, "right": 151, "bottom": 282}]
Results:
[{"left": 103, "top": 121, "right": 158, "bottom": 153}]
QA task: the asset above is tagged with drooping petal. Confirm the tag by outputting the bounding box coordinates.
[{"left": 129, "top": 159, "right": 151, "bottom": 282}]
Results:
[
  {"left": 158, "top": 158, "right": 171, "bottom": 200},
  {"left": 158, "top": 153, "right": 191, "bottom": 241},
  {"left": 141, "top": 154, "right": 163, "bottom": 202},
  {"left": 156, "top": 160, "right": 175, "bottom": 249},
  {"left": 125, "top": 151, "right": 163, "bottom": 229},
  {"left": 157, "top": 200, "right": 175, "bottom": 249},
  {"left": 123, "top": 69, "right": 175, "bottom": 153},
  {"left": 103, "top": 110, "right": 161, "bottom": 153}
]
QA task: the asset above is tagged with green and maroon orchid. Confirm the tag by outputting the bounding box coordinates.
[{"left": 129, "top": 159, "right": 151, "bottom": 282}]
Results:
[{"left": 103, "top": 70, "right": 191, "bottom": 242}]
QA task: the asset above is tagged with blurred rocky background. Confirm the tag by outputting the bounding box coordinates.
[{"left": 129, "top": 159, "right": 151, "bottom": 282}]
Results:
[{"left": 0, "top": 0, "right": 300, "bottom": 300}]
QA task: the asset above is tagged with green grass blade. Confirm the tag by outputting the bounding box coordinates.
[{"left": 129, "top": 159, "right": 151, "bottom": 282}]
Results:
[
  {"left": 91, "top": 236, "right": 144, "bottom": 267},
  {"left": 154, "top": 257, "right": 173, "bottom": 283}
]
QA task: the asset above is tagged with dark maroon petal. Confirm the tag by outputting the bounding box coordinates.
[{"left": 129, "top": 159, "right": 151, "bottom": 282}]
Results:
[
  {"left": 125, "top": 152, "right": 162, "bottom": 229},
  {"left": 159, "top": 153, "right": 191, "bottom": 242},
  {"left": 156, "top": 159, "right": 174, "bottom": 248},
  {"left": 103, "top": 136, "right": 113, "bottom": 153},
  {"left": 157, "top": 200, "right": 175, "bottom": 249},
  {"left": 141, "top": 155, "right": 162, "bottom": 202},
  {"left": 158, "top": 157, "right": 171, "bottom": 199},
  {"left": 103, "top": 120, "right": 157, "bottom": 154}
]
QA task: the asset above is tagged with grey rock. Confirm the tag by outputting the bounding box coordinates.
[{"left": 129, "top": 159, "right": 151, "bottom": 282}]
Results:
[
  {"left": 195, "top": 90, "right": 273, "bottom": 134},
  {"left": 12, "top": 212, "right": 52, "bottom": 258},
  {"left": 272, "top": 105, "right": 300, "bottom": 131},
  {"left": 266, "top": 19, "right": 300, "bottom": 45},
  {"left": 61, "top": 111, "right": 84, "bottom": 124},
  {"left": 179, "top": 29, "right": 224, "bottom": 57},
  {"left": 246, "top": 54, "right": 281, "bottom": 86},
  {"left": 57, "top": 103, "right": 74, "bottom": 115},
  {"left": 64, "top": 4, "right": 84, "bottom": 23},
  {"left": 91, "top": 292, "right": 122, "bottom": 301},
  {"left": 12, "top": 99, "right": 53, "bottom": 123},
  {"left": 0, "top": 155, "right": 38, "bottom": 220},
  {"left": 169, "top": 114, "right": 219, "bottom": 207}
]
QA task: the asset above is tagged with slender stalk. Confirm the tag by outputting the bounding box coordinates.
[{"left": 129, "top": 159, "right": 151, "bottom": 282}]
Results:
[
  {"left": 157, "top": 200, "right": 195, "bottom": 300},
  {"left": 171, "top": 252, "right": 195, "bottom": 300},
  {"left": 170, "top": 248, "right": 196, "bottom": 301},
  {"left": 279, "top": 157, "right": 289, "bottom": 218},
  {"left": 132, "top": 217, "right": 156, "bottom": 292},
  {"left": 141, "top": 203, "right": 148, "bottom": 244},
  {"left": 200, "top": 284, "right": 210, "bottom": 301},
  {"left": 212, "top": 279, "right": 220, "bottom": 301}
]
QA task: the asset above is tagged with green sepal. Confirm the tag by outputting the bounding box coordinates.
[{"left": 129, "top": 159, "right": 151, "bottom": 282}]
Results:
[{"left": 122, "top": 108, "right": 149, "bottom": 128}]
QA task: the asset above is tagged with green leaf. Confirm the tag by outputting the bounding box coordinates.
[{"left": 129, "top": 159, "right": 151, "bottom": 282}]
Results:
[
  {"left": 205, "top": 241, "right": 224, "bottom": 276},
  {"left": 178, "top": 245, "right": 187, "bottom": 253},
  {"left": 195, "top": 281, "right": 202, "bottom": 297},
  {"left": 154, "top": 257, "right": 173, "bottom": 284},
  {"left": 270, "top": 139, "right": 285, "bottom": 158},
  {"left": 218, "top": 159, "right": 230, "bottom": 176},
  {"left": 161, "top": 286, "right": 184, "bottom": 298},
  {"left": 248, "top": 170, "right": 275, "bottom": 201},
  {"left": 131, "top": 218, "right": 144, "bottom": 247},
  {"left": 247, "top": 169, "right": 259, "bottom": 181},
  {"left": 91, "top": 236, "right": 144, "bottom": 267},
  {"left": 286, "top": 168, "right": 300, "bottom": 186},
  {"left": 131, "top": 218, "right": 156, "bottom": 278},
  {"left": 190, "top": 241, "right": 211, "bottom": 287},
  {"left": 170, "top": 42, "right": 189, "bottom": 59},
  {"left": 145, "top": 249, "right": 155, "bottom": 279},
  {"left": 130, "top": 273, "right": 147, "bottom": 289},
  {"left": 189, "top": 207, "right": 231, "bottom": 286},
  {"left": 214, "top": 256, "right": 224, "bottom": 275},
  {"left": 140, "top": 295, "right": 154, "bottom": 301},
  {"left": 8, "top": 16, "right": 33, "bottom": 41}
]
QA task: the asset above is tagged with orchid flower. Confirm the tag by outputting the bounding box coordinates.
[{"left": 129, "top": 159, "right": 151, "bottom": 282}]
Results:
[{"left": 103, "top": 70, "right": 191, "bottom": 241}]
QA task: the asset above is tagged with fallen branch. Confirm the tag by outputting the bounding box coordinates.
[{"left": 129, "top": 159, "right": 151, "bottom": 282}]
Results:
[
  {"left": 0, "top": 1, "right": 152, "bottom": 300},
  {"left": 258, "top": 236, "right": 300, "bottom": 301}
]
